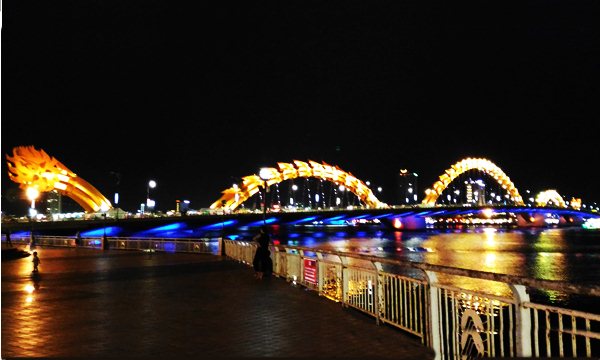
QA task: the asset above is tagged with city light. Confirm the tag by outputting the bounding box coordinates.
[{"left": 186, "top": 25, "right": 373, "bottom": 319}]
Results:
[
  {"left": 482, "top": 208, "right": 494, "bottom": 218},
  {"left": 259, "top": 167, "right": 273, "bottom": 224},
  {"left": 26, "top": 187, "right": 40, "bottom": 209}
]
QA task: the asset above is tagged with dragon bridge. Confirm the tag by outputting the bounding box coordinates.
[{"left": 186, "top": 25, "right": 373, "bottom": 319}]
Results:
[
  {"left": 6, "top": 146, "right": 113, "bottom": 213},
  {"left": 535, "top": 190, "right": 567, "bottom": 208},
  {"left": 422, "top": 157, "right": 525, "bottom": 206},
  {"left": 210, "top": 160, "right": 388, "bottom": 211}
]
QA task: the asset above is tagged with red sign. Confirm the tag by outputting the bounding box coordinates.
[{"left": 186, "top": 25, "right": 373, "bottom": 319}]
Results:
[{"left": 303, "top": 259, "right": 317, "bottom": 285}]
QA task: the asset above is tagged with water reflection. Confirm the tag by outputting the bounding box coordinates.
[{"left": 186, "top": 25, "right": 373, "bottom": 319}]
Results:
[
  {"left": 24, "top": 273, "right": 41, "bottom": 305},
  {"left": 246, "top": 226, "right": 600, "bottom": 304}
]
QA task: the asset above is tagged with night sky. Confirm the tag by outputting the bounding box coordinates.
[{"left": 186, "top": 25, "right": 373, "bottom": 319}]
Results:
[{"left": 2, "top": 1, "right": 599, "bottom": 215}]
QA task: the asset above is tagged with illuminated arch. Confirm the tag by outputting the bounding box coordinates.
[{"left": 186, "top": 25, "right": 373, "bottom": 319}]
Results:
[
  {"left": 6, "top": 146, "right": 113, "bottom": 212},
  {"left": 422, "top": 157, "right": 524, "bottom": 206},
  {"left": 210, "top": 160, "right": 388, "bottom": 211},
  {"left": 535, "top": 190, "right": 567, "bottom": 208}
]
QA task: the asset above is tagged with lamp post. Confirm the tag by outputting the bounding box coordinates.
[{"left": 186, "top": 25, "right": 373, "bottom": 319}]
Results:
[
  {"left": 146, "top": 180, "right": 157, "bottom": 215},
  {"left": 110, "top": 171, "right": 121, "bottom": 220},
  {"left": 290, "top": 184, "right": 298, "bottom": 208},
  {"left": 26, "top": 187, "right": 40, "bottom": 246},
  {"left": 26, "top": 187, "right": 40, "bottom": 219},
  {"left": 102, "top": 212, "right": 108, "bottom": 250},
  {"left": 259, "top": 168, "right": 272, "bottom": 225}
]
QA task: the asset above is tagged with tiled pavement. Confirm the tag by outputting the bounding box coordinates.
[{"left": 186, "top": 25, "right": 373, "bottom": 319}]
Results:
[{"left": 1, "top": 245, "right": 435, "bottom": 359}]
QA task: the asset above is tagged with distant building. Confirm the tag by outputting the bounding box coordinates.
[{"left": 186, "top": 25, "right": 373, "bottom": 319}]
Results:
[
  {"left": 46, "top": 190, "right": 62, "bottom": 214},
  {"left": 465, "top": 179, "right": 486, "bottom": 206},
  {"left": 398, "top": 169, "right": 418, "bottom": 205}
]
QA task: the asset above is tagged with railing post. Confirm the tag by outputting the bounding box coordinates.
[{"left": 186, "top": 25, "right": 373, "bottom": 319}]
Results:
[
  {"left": 316, "top": 252, "right": 324, "bottom": 296},
  {"left": 373, "top": 261, "right": 383, "bottom": 325},
  {"left": 425, "top": 270, "right": 442, "bottom": 360},
  {"left": 339, "top": 255, "right": 349, "bottom": 307},
  {"left": 299, "top": 250, "right": 305, "bottom": 285},
  {"left": 509, "top": 284, "right": 533, "bottom": 357},
  {"left": 218, "top": 237, "right": 224, "bottom": 256}
]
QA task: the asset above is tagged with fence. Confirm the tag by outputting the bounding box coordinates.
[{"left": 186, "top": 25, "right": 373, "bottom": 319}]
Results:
[
  {"left": 1, "top": 235, "right": 217, "bottom": 254},
  {"left": 223, "top": 239, "right": 600, "bottom": 360}
]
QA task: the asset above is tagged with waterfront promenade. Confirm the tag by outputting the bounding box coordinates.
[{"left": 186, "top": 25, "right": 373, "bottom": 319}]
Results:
[{"left": 1, "top": 245, "right": 434, "bottom": 359}]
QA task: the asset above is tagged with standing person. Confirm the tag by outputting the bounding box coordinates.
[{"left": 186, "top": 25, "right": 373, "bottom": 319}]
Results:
[
  {"left": 6, "top": 230, "right": 12, "bottom": 247},
  {"left": 29, "top": 232, "right": 36, "bottom": 248},
  {"left": 252, "top": 225, "right": 272, "bottom": 279},
  {"left": 75, "top": 231, "right": 82, "bottom": 246},
  {"left": 32, "top": 251, "right": 41, "bottom": 272}
]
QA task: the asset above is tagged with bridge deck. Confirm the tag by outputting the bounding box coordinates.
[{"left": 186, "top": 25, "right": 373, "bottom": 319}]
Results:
[{"left": 1, "top": 245, "right": 434, "bottom": 359}]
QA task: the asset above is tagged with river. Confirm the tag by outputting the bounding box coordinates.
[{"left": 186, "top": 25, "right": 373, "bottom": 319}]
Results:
[{"left": 229, "top": 225, "right": 600, "bottom": 309}]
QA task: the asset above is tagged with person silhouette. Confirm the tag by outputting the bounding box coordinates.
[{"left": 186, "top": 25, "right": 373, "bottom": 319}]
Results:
[
  {"left": 32, "top": 251, "right": 41, "bottom": 272},
  {"left": 252, "top": 225, "right": 273, "bottom": 279},
  {"left": 6, "top": 230, "right": 12, "bottom": 247}
]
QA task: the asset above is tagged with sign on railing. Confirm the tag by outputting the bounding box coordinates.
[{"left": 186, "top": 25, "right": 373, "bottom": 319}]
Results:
[{"left": 303, "top": 258, "right": 317, "bottom": 286}]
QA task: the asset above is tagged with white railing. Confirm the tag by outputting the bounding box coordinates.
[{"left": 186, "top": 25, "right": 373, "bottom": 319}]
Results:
[{"left": 223, "top": 239, "right": 600, "bottom": 360}]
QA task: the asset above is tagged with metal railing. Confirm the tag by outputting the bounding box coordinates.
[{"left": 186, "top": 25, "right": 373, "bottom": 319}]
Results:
[
  {"left": 223, "top": 239, "right": 600, "bottom": 360},
  {"left": 1, "top": 235, "right": 217, "bottom": 254}
]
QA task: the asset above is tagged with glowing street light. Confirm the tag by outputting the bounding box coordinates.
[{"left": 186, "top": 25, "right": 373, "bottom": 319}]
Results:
[
  {"left": 259, "top": 168, "right": 272, "bottom": 224},
  {"left": 290, "top": 184, "right": 298, "bottom": 206},
  {"left": 26, "top": 187, "right": 40, "bottom": 209},
  {"left": 146, "top": 180, "right": 157, "bottom": 213},
  {"left": 26, "top": 186, "right": 40, "bottom": 218}
]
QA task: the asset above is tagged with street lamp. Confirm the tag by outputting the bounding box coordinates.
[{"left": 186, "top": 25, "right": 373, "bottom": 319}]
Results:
[
  {"left": 25, "top": 186, "right": 40, "bottom": 246},
  {"left": 259, "top": 168, "right": 272, "bottom": 224},
  {"left": 102, "top": 212, "right": 109, "bottom": 250},
  {"left": 26, "top": 187, "right": 40, "bottom": 219},
  {"left": 290, "top": 184, "right": 298, "bottom": 207},
  {"left": 146, "top": 180, "right": 157, "bottom": 214},
  {"left": 110, "top": 171, "right": 121, "bottom": 219}
]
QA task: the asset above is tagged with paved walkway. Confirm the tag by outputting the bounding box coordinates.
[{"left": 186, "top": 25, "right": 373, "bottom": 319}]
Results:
[{"left": 1, "top": 245, "right": 435, "bottom": 359}]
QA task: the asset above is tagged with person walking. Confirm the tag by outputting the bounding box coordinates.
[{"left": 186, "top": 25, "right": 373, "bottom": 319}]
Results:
[
  {"left": 32, "top": 251, "right": 41, "bottom": 272},
  {"left": 252, "top": 225, "right": 273, "bottom": 279}
]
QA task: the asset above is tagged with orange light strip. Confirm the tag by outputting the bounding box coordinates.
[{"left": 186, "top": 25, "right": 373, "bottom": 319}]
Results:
[
  {"left": 210, "top": 160, "right": 388, "bottom": 211},
  {"left": 6, "top": 146, "right": 113, "bottom": 212}
]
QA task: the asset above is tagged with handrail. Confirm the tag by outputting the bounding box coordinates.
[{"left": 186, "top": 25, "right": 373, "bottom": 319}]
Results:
[
  {"left": 280, "top": 245, "right": 600, "bottom": 297},
  {"left": 224, "top": 239, "right": 600, "bottom": 359}
]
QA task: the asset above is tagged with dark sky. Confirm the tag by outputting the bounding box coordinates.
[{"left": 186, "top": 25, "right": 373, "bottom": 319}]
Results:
[{"left": 2, "top": 1, "right": 600, "bottom": 215}]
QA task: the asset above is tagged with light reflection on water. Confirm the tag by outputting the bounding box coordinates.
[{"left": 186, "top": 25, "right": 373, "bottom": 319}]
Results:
[{"left": 234, "top": 226, "right": 600, "bottom": 307}]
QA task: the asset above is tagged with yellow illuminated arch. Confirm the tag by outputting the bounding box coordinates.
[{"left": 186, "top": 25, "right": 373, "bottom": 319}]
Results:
[
  {"left": 6, "top": 146, "right": 113, "bottom": 213},
  {"left": 535, "top": 190, "right": 566, "bottom": 208},
  {"left": 210, "top": 160, "right": 388, "bottom": 211},
  {"left": 422, "top": 157, "right": 524, "bottom": 206}
]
